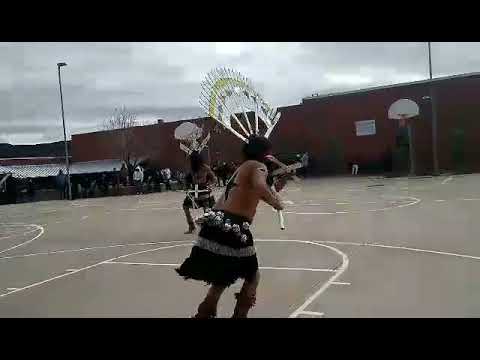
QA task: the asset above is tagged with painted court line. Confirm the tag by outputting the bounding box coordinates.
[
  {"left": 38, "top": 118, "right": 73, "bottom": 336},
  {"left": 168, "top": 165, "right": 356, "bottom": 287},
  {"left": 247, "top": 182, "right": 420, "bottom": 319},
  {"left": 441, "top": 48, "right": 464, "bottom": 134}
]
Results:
[
  {"left": 119, "top": 207, "right": 181, "bottom": 212},
  {"left": 106, "top": 239, "right": 348, "bottom": 317},
  {"left": 0, "top": 243, "right": 190, "bottom": 299},
  {"left": 0, "top": 238, "right": 348, "bottom": 318},
  {"left": 138, "top": 201, "right": 172, "bottom": 205},
  {"left": 284, "top": 196, "right": 421, "bottom": 216},
  {"left": 366, "top": 197, "right": 421, "bottom": 213},
  {"left": 106, "top": 261, "right": 337, "bottom": 273},
  {"left": 0, "top": 241, "right": 191, "bottom": 261},
  {"left": 106, "top": 261, "right": 180, "bottom": 267},
  {"left": 0, "top": 232, "right": 20, "bottom": 238},
  {"left": 332, "top": 281, "right": 351, "bottom": 286},
  {"left": 251, "top": 239, "right": 349, "bottom": 318},
  {"left": 297, "top": 311, "right": 324, "bottom": 317},
  {"left": 285, "top": 211, "right": 336, "bottom": 215},
  {"left": 23, "top": 228, "right": 40, "bottom": 236},
  {"left": 296, "top": 239, "right": 480, "bottom": 262},
  {"left": 442, "top": 176, "right": 453, "bottom": 185},
  {"left": 285, "top": 240, "right": 349, "bottom": 318},
  {"left": 435, "top": 200, "right": 446, "bottom": 202},
  {"left": 0, "top": 224, "right": 44, "bottom": 255},
  {"left": 460, "top": 198, "right": 480, "bottom": 201},
  {"left": 151, "top": 207, "right": 181, "bottom": 211},
  {"left": 260, "top": 266, "right": 335, "bottom": 273}
]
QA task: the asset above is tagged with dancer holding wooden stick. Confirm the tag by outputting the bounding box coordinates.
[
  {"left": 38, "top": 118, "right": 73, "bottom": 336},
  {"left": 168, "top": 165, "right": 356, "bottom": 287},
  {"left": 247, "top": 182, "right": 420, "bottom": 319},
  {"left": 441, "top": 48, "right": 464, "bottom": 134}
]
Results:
[
  {"left": 176, "top": 135, "right": 287, "bottom": 317},
  {"left": 176, "top": 69, "right": 300, "bottom": 317}
]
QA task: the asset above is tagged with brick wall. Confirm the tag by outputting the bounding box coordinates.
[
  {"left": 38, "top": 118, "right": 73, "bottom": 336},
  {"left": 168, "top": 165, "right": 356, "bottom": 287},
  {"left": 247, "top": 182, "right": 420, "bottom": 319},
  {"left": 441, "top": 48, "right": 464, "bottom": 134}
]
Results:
[{"left": 72, "top": 74, "right": 480, "bottom": 175}]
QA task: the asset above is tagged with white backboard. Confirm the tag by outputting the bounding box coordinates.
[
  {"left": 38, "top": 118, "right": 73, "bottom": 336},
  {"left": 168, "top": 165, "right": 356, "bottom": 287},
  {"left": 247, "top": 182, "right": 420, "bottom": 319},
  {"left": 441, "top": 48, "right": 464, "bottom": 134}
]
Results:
[
  {"left": 388, "top": 99, "right": 419, "bottom": 120},
  {"left": 174, "top": 122, "right": 202, "bottom": 141}
]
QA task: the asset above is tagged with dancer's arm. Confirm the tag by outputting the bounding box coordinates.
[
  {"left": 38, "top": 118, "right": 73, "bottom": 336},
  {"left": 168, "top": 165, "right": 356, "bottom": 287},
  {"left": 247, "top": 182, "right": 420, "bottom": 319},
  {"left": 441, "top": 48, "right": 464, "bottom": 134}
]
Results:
[{"left": 252, "top": 164, "right": 284, "bottom": 211}]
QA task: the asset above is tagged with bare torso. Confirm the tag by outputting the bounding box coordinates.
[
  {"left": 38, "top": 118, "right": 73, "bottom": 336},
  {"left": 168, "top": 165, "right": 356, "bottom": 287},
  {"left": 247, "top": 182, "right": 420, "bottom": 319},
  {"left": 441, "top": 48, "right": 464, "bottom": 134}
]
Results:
[
  {"left": 187, "top": 165, "right": 214, "bottom": 197},
  {"left": 191, "top": 165, "right": 213, "bottom": 187},
  {"left": 215, "top": 160, "right": 267, "bottom": 221}
]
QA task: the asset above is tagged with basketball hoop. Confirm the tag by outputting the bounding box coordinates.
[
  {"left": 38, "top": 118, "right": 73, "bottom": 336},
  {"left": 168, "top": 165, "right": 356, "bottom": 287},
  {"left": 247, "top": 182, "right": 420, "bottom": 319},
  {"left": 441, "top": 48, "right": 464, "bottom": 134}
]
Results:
[
  {"left": 174, "top": 122, "right": 202, "bottom": 143},
  {"left": 174, "top": 122, "right": 210, "bottom": 155},
  {"left": 388, "top": 98, "right": 420, "bottom": 176},
  {"left": 388, "top": 99, "right": 419, "bottom": 123}
]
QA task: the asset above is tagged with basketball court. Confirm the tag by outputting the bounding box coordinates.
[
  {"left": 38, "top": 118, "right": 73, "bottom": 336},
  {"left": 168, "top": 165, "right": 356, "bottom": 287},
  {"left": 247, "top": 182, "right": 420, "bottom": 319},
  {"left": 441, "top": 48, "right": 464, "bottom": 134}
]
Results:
[{"left": 1, "top": 173, "right": 479, "bottom": 317}]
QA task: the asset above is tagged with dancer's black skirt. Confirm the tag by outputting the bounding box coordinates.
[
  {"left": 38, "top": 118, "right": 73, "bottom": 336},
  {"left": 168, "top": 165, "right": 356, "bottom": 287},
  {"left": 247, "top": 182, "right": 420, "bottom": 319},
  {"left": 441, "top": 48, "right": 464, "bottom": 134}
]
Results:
[{"left": 176, "top": 210, "right": 258, "bottom": 287}]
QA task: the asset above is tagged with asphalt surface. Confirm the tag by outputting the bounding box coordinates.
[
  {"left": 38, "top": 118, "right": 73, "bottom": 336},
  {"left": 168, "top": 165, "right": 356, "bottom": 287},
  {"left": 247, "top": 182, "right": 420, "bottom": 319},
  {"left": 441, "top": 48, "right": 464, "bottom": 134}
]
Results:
[{"left": 0, "top": 173, "right": 479, "bottom": 317}]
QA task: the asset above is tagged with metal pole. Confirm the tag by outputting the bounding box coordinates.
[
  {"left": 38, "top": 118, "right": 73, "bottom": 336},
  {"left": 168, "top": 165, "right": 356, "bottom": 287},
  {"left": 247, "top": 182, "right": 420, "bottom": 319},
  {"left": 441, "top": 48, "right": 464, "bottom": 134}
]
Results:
[
  {"left": 428, "top": 42, "right": 440, "bottom": 175},
  {"left": 407, "top": 123, "right": 416, "bottom": 176},
  {"left": 57, "top": 64, "right": 72, "bottom": 200},
  {"left": 428, "top": 42, "right": 433, "bottom": 80}
]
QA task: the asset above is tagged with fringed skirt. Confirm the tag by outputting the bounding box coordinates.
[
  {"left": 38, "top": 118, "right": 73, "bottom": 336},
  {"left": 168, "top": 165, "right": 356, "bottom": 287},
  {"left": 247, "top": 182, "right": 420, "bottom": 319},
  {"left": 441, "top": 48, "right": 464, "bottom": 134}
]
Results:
[{"left": 176, "top": 210, "right": 258, "bottom": 287}]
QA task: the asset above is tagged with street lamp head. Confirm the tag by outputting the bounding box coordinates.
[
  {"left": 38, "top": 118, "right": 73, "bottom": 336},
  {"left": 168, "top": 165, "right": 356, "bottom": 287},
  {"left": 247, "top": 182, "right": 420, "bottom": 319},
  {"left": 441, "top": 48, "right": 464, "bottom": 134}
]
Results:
[{"left": 57, "top": 62, "right": 67, "bottom": 67}]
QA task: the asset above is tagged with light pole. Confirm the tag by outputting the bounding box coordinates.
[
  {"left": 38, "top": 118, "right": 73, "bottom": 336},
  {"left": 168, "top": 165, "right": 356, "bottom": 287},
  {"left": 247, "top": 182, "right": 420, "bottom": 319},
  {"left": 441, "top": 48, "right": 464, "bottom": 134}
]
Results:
[
  {"left": 428, "top": 42, "right": 440, "bottom": 175},
  {"left": 428, "top": 42, "right": 433, "bottom": 79},
  {"left": 57, "top": 62, "right": 72, "bottom": 200}
]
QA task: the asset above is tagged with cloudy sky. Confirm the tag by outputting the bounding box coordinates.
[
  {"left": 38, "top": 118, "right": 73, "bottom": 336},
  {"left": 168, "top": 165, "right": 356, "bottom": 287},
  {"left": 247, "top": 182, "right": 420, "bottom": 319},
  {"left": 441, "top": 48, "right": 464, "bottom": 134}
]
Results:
[{"left": 1, "top": 42, "right": 480, "bottom": 144}]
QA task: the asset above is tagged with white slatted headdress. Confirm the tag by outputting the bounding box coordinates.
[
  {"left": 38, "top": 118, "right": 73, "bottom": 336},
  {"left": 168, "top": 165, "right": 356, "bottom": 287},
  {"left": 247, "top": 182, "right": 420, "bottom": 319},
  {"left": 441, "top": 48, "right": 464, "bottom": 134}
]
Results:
[{"left": 199, "top": 68, "right": 281, "bottom": 142}]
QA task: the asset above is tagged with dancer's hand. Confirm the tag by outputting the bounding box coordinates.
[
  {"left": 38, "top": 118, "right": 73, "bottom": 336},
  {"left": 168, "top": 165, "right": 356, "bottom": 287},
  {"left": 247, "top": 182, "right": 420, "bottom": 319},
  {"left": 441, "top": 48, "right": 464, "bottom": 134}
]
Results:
[
  {"left": 273, "top": 175, "right": 288, "bottom": 192},
  {"left": 264, "top": 154, "right": 278, "bottom": 163},
  {"left": 253, "top": 163, "right": 284, "bottom": 211}
]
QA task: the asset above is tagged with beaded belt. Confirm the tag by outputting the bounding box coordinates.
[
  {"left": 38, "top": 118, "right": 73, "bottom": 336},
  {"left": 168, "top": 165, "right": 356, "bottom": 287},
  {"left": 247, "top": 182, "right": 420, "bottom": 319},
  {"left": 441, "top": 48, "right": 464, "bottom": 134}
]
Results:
[{"left": 195, "top": 209, "right": 251, "bottom": 244}]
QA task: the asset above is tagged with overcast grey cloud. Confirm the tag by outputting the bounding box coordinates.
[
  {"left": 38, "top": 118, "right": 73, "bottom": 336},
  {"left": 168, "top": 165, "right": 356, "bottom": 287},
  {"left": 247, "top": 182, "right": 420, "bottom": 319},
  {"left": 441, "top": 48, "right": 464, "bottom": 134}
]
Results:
[{"left": 1, "top": 42, "right": 480, "bottom": 144}]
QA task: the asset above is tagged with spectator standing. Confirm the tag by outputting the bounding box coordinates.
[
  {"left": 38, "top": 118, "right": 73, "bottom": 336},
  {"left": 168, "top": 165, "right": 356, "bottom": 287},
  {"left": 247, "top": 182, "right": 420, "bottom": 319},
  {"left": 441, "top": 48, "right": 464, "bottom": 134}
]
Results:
[
  {"left": 27, "top": 178, "right": 35, "bottom": 201},
  {"left": 351, "top": 158, "right": 359, "bottom": 175},
  {"left": 133, "top": 166, "right": 144, "bottom": 194},
  {"left": 301, "top": 152, "right": 309, "bottom": 177},
  {"left": 163, "top": 168, "right": 172, "bottom": 190},
  {"left": 99, "top": 173, "right": 109, "bottom": 196},
  {"left": 6, "top": 174, "right": 17, "bottom": 204},
  {"left": 56, "top": 170, "right": 67, "bottom": 200},
  {"left": 112, "top": 168, "right": 120, "bottom": 194},
  {"left": 120, "top": 163, "right": 128, "bottom": 187},
  {"left": 177, "top": 170, "right": 186, "bottom": 190}
]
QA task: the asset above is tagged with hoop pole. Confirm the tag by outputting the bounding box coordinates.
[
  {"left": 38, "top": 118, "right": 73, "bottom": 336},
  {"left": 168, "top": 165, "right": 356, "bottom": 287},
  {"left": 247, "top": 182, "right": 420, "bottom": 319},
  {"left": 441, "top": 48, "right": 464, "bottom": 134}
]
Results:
[{"left": 407, "top": 123, "right": 416, "bottom": 176}]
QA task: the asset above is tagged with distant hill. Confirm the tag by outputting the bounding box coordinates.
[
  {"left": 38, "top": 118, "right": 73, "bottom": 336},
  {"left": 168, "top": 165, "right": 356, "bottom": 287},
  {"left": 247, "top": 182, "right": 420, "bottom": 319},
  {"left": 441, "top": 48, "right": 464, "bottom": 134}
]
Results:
[{"left": 0, "top": 141, "right": 71, "bottom": 158}]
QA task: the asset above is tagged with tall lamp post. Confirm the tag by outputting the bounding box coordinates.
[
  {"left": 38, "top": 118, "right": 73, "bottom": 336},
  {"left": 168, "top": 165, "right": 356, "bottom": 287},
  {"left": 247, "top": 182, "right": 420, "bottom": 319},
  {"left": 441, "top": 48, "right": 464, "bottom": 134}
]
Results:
[
  {"left": 428, "top": 42, "right": 440, "bottom": 175},
  {"left": 57, "top": 62, "right": 72, "bottom": 200}
]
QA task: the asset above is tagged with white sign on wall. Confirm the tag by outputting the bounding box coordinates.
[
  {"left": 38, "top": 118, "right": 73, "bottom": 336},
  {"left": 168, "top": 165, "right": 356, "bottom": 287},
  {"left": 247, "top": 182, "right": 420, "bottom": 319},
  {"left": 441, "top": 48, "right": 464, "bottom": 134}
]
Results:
[{"left": 355, "top": 120, "right": 376, "bottom": 136}]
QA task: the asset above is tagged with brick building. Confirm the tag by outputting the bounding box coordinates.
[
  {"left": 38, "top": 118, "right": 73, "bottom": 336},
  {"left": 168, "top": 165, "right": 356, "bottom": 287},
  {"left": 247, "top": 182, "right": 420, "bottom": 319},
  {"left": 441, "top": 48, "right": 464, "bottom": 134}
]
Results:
[{"left": 71, "top": 72, "right": 480, "bottom": 175}]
